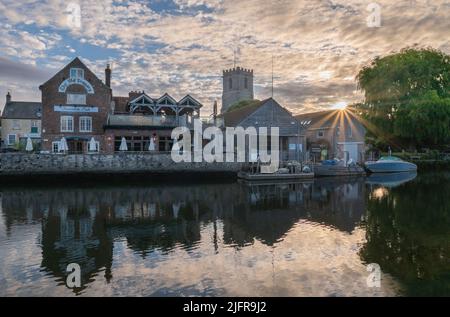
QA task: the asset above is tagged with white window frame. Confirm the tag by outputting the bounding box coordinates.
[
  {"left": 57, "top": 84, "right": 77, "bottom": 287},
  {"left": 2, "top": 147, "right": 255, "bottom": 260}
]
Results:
[
  {"left": 79, "top": 116, "right": 92, "bottom": 133},
  {"left": 7, "top": 134, "right": 16, "bottom": 145},
  {"left": 70, "top": 68, "right": 84, "bottom": 79},
  {"left": 52, "top": 141, "right": 60, "bottom": 153},
  {"left": 67, "top": 93, "right": 86, "bottom": 105},
  {"left": 60, "top": 116, "right": 74, "bottom": 132}
]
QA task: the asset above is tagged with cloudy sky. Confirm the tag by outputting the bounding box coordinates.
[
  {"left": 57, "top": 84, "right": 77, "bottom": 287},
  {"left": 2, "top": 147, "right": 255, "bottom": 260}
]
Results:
[{"left": 0, "top": 0, "right": 449, "bottom": 115}]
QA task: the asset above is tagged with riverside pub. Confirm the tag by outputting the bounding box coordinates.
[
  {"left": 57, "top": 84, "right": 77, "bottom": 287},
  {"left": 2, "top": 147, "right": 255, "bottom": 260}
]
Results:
[{"left": 39, "top": 57, "right": 202, "bottom": 154}]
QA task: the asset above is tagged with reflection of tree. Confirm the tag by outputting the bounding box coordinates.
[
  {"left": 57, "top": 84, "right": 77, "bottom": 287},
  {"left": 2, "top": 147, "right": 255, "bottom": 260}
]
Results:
[{"left": 360, "top": 173, "right": 450, "bottom": 296}]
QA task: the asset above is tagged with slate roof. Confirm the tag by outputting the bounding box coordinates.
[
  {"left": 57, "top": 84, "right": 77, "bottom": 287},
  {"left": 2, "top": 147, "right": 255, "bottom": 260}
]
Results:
[
  {"left": 2, "top": 101, "right": 42, "bottom": 119},
  {"left": 295, "top": 110, "right": 341, "bottom": 129},
  {"left": 220, "top": 98, "right": 271, "bottom": 126}
]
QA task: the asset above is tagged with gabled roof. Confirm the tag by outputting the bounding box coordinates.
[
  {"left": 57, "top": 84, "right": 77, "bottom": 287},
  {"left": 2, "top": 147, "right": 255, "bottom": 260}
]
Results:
[
  {"left": 220, "top": 98, "right": 271, "bottom": 126},
  {"left": 129, "top": 93, "right": 154, "bottom": 105},
  {"left": 39, "top": 57, "right": 108, "bottom": 90},
  {"left": 2, "top": 101, "right": 42, "bottom": 119},
  {"left": 156, "top": 93, "right": 177, "bottom": 105},
  {"left": 178, "top": 94, "right": 202, "bottom": 108}
]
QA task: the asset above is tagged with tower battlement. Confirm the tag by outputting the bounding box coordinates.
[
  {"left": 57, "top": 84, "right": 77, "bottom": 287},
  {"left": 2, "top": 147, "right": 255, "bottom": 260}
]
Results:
[{"left": 221, "top": 66, "right": 254, "bottom": 113}]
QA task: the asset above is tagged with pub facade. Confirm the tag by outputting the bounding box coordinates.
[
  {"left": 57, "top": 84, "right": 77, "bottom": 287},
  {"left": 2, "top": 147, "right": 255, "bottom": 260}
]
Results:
[
  {"left": 39, "top": 57, "right": 202, "bottom": 154},
  {"left": 40, "top": 57, "right": 111, "bottom": 154}
]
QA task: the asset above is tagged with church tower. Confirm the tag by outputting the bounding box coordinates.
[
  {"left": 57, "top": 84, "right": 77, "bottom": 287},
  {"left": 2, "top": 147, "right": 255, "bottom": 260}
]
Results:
[{"left": 221, "top": 67, "right": 254, "bottom": 113}]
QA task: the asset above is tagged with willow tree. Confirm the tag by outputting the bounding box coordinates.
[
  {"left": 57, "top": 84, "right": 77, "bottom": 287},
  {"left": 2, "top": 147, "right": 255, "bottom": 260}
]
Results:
[{"left": 356, "top": 47, "right": 450, "bottom": 150}]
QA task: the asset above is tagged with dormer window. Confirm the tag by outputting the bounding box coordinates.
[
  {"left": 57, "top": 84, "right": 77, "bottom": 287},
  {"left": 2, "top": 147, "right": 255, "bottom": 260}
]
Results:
[{"left": 70, "top": 68, "right": 84, "bottom": 79}]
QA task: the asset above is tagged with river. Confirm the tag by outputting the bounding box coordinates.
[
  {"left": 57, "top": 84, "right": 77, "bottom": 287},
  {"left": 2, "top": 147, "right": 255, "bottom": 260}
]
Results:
[{"left": 0, "top": 172, "right": 448, "bottom": 296}]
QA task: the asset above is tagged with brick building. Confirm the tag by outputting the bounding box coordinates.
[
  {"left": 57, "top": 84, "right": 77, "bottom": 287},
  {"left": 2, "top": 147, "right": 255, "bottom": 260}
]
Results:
[
  {"left": 40, "top": 57, "right": 112, "bottom": 154},
  {"left": 39, "top": 57, "right": 202, "bottom": 154}
]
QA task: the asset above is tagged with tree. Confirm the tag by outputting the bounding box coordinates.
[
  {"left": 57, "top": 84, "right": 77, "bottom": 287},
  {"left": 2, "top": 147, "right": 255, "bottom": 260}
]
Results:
[{"left": 356, "top": 47, "right": 450, "bottom": 150}]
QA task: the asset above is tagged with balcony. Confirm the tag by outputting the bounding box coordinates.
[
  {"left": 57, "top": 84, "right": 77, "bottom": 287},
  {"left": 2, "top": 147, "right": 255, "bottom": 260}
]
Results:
[{"left": 106, "top": 114, "right": 193, "bottom": 129}]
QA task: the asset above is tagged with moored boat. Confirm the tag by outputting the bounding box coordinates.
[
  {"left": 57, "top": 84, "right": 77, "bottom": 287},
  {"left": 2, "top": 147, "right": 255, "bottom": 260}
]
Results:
[{"left": 365, "top": 156, "right": 417, "bottom": 173}]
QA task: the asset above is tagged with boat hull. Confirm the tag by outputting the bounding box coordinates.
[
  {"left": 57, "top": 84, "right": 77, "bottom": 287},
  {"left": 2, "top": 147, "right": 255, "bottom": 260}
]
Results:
[
  {"left": 314, "top": 165, "right": 366, "bottom": 177},
  {"left": 365, "top": 161, "right": 417, "bottom": 173}
]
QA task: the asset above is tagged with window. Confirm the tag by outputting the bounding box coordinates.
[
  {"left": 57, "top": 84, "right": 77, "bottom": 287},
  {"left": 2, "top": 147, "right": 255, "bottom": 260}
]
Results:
[
  {"left": 67, "top": 93, "right": 86, "bottom": 105},
  {"left": 60, "top": 116, "right": 74, "bottom": 132},
  {"left": 31, "top": 121, "right": 39, "bottom": 134},
  {"left": 52, "top": 141, "right": 60, "bottom": 153},
  {"left": 70, "top": 68, "right": 84, "bottom": 79},
  {"left": 229, "top": 78, "right": 232, "bottom": 90},
  {"left": 12, "top": 120, "right": 20, "bottom": 130},
  {"left": 244, "top": 77, "right": 248, "bottom": 89},
  {"left": 7, "top": 134, "right": 16, "bottom": 145},
  {"left": 79, "top": 116, "right": 92, "bottom": 132},
  {"left": 317, "top": 131, "right": 324, "bottom": 138}
]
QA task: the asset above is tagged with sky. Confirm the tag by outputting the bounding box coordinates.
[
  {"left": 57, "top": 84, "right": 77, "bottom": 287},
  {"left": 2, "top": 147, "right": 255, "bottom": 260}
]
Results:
[{"left": 0, "top": 0, "right": 449, "bottom": 116}]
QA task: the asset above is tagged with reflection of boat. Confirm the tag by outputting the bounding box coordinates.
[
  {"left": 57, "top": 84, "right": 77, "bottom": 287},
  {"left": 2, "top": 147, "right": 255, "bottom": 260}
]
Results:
[
  {"left": 366, "top": 172, "right": 417, "bottom": 188},
  {"left": 365, "top": 156, "right": 417, "bottom": 173},
  {"left": 237, "top": 171, "right": 314, "bottom": 181}
]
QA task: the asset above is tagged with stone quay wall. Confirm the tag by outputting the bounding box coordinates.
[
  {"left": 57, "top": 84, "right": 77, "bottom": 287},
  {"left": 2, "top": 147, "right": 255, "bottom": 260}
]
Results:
[{"left": 0, "top": 153, "right": 243, "bottom": 176}]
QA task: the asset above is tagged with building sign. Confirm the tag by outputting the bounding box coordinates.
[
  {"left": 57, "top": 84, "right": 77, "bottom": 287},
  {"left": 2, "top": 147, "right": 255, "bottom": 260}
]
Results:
[
  {"left": 54, "top": 105, "right": 99, "bottom": 113},
  {"left": 58, "top": 77, "right": 95, "bottom": 94}
]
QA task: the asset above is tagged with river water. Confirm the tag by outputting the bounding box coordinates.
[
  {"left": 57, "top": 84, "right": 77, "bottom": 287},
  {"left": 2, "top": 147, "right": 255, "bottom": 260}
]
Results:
[{"left": 0, "top": 172, "right": 448, "bottom": 296}]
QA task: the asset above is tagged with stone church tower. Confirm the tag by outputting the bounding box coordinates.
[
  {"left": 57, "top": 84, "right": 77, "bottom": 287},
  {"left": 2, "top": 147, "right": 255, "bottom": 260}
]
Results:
[{"left": 221, "top": 67, "right": 254, "bottom": 113}]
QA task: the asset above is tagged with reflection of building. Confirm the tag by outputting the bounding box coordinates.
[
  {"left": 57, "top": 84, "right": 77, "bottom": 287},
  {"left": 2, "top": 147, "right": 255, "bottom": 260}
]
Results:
[
  {"left": 0, "top": 178, "right": 367, "bottom": 290},
  {"left": 295, "top": 110, "right": 366, "bottom": 163},
  {"left": 1, "top": 92, "right": 42, "bottom": 149}
]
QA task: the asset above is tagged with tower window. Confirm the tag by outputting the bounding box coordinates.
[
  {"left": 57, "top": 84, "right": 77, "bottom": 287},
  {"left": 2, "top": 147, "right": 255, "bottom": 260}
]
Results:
[
  {"left": 244, "top": 77, "right": 248, "bottom": 89},
  {"left": 229, "top": 78, "right": 232, "bottom": 90}
]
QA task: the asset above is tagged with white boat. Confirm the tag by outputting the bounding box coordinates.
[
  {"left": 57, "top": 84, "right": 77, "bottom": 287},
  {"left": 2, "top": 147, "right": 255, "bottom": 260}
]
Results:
[{"left": 365, "top": 156, "right": 417, "bottom": 173}]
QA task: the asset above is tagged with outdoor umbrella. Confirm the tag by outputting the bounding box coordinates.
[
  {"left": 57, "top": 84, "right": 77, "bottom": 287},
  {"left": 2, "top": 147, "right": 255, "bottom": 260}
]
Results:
[
  {"left": 119, "top": 137, "right": 128, "bottom": 151},
  {"left": 148, "top": 137, "right": 156, "bottom": 151},
  {"left": 88, "top": 137, "right": 97, "bottom": 152},
  {"left": 25, "top": 137, "right": 33, "bottom": 152},
  {"left": 60, "top": 137, "right": 68, "bottom": 152}
]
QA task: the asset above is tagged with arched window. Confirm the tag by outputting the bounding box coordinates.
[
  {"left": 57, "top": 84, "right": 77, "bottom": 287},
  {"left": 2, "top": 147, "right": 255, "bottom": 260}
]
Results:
[{"left": 229, "top": 78, "right": 232, "bottom": 90}]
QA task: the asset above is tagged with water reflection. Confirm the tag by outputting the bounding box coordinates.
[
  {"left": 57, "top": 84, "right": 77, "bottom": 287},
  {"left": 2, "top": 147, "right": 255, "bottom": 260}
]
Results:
[
  {"left": 0, "top": 173, "right": 447, "bottom": 296},
  {"left": 361, "top": 172, "right": 450, "bottom": 296}
]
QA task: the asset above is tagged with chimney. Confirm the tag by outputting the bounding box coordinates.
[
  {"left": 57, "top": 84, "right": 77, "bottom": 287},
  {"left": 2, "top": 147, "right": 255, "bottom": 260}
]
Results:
[
  {"left": 6, "top": 92, "right": 11, "bottom": 103},
  {"left": 105, "top": 64, "right": 111, "bottom": 88}
]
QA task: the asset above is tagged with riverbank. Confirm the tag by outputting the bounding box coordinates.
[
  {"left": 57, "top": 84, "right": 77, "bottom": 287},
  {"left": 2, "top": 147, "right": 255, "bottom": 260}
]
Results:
[{"left": 0, "top": 153, "right": 243, "bottom": 177}]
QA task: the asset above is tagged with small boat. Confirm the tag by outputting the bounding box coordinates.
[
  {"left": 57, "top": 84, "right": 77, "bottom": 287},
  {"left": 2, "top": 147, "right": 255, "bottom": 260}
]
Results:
[
  {"left": 365, "top": 156, "right": 417, "bottom": 173},
  {"left": 238, "top": 162, "right": 314, "bottom": 181},
  {"left": 314, "top": 159, "right": 366, "bottom": 177}
]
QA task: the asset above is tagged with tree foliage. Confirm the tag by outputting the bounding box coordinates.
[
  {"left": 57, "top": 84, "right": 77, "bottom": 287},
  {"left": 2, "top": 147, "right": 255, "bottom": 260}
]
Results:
[{"left": 356, "top": 47, "right": 450, "bottom": 150}]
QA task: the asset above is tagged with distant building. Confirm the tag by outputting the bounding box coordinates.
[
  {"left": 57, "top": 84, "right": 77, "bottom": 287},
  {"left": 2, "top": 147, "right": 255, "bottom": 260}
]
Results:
[
  {"left": 295, "top": 109, "right": 366, "bottom": 163},
  {"left": 218, "top": 98, "right": 306, "bottom": 161},
  {"left": 39, "top": 57, "right": 112, "bottom": 154},
  {"left": 1, "top": 92, "right": 42, "bottom": 149},
  {"left": 221, "top": 67, "right": 254, "bottom": 113}
]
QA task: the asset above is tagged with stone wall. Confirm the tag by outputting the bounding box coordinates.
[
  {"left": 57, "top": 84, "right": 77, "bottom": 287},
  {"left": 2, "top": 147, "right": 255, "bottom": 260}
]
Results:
[{"left": 0, "top": 153, "right": 243, "bottom": 176}]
